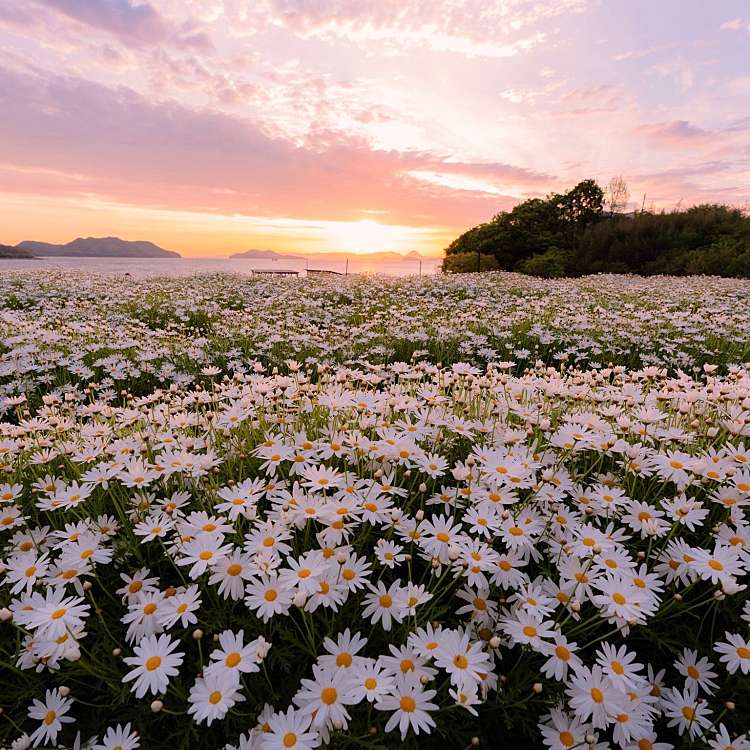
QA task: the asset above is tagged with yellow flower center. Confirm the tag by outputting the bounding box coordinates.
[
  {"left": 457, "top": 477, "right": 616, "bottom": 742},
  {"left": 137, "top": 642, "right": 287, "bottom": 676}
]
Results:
[
  {"left": 400, "top": 696, "right": 416, "bottom": 712},
  {"left": 321, "top": 687, "right": 337, "bottom": 705}
]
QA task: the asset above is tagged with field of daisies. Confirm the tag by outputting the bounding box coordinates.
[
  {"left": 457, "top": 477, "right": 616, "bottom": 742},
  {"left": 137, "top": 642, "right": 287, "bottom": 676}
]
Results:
[{"left": 1, "top": 269, "right": 750, "bottom": 750}]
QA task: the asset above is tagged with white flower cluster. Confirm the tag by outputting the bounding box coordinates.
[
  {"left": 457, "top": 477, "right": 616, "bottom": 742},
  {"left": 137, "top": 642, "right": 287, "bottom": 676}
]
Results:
[{"left": 0, "top": 272, "right": 748, "bottom": 750}]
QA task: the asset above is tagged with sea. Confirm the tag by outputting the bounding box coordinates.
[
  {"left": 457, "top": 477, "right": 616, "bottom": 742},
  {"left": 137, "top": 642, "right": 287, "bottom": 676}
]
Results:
[{"left": 0, "top": 256, "right": 443, "bottom": 278}]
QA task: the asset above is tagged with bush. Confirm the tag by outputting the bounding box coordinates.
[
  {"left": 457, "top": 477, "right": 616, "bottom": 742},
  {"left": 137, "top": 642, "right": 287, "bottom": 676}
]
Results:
[
  {"left": 516, "top": 247, "right": 568, "bottom": 278},
  {"left": 442, "top": 252, "right": 500, "bottom": 273}
]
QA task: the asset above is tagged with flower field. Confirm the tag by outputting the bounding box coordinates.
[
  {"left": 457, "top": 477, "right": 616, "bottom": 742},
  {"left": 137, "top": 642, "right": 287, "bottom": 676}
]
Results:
[{"left": 1, "top": 270, "right": 749, "bottom": 750}]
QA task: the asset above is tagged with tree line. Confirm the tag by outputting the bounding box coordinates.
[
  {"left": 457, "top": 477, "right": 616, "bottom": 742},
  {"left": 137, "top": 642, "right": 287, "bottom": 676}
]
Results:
[{"left": 442, "top": 178, "right": 750, "bottom": 277}]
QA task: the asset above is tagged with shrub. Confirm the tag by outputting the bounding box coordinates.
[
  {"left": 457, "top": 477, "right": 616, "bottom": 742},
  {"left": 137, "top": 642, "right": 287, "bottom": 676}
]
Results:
[{"left": 442, "top": 252, "right": 500, "bottom": 273}]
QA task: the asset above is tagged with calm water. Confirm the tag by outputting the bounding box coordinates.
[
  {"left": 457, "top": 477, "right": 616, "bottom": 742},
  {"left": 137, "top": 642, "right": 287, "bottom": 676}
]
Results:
[{"left": 0, "top": 256, "right": 442, "bottom": 278}]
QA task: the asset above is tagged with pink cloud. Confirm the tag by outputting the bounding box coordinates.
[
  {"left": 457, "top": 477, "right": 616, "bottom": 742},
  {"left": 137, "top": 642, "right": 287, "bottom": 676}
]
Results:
[
  {"left": 31, "top": 0, "right": 214, "bottom": 50},
  {"left": 260, "top": 0, "right": 587, "bottom": 57},
  {"left": 636, "top": 120, "right": 717, "bottom": 147},
  {"left": 556, "top": 85, "right": 628, "bottom": 115},
  {"left": 0, "top": 64, "right": 534, "bottom": 226},
  {"left": 630, "top": 161, "right": 750, "bottom": 208},
  {"left": 34, "top": 0, "right": 168, "bottom": 43},
  {"left": 720, "top": 17, "right": 750, "bottom": 33}
]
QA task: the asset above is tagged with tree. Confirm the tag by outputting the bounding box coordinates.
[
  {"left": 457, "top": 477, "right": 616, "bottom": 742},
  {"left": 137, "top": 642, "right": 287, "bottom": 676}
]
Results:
[
  {"left": 553, "top": 179, "right": 604, "bottom": 238},
  {"left": 606, "top": 176, "right": 630, "bottom": 217}
]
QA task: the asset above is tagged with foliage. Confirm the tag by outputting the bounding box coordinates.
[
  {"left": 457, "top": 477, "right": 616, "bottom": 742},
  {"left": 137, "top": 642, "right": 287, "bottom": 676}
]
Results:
[
  {"left": 576, "top": 204, "right": 750, "bottom": 276},
  {"left": 444, "top": 180, "right": 750, "bottom": 278},
  {"left": 441, "top": 253, "right": 500, "bottom": 273},
  {"left": 516, "top": 248, "right": 568, "bottom": 278}
]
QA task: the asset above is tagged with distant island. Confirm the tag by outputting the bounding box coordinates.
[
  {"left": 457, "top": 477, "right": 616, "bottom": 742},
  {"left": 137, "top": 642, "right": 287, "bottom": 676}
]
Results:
[
  {"left": 231, "top": 249, "right": 305, "bottom": 260},
  {"left": 0, "top": 243, "right": 35, "bottom": 259},
  {"left": 16, "top": 237, "right": 181, "bottom": 258},
  {"left": 3, "top": 237, "right": 429, "bottom": 263}
]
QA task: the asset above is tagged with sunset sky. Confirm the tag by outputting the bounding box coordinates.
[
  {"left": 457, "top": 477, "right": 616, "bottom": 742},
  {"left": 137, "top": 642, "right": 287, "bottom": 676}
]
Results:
[{"left": 2, "top": 1, "right": 750, "bottom": 257}]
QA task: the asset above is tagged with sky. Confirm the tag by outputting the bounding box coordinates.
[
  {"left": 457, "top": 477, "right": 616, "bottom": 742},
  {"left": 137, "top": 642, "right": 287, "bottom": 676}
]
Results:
[{"left": 1, "top": 0, "right": 750, "bottom": 258}]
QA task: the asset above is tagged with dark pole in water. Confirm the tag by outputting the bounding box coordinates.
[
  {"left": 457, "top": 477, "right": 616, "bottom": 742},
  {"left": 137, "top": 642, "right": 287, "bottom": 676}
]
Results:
[{"left": 345, "top": 258, "right": 349, "bottom": 276}]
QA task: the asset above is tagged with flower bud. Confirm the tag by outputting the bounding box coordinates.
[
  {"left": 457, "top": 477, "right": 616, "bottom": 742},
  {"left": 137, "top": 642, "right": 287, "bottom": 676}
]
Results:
[
  {"left": 532, "top": 682, "right": 542, "bottom": 694},
  {"left": 150, "top": 700, "right": 163, "bottom": 713},
  {"left": 58, "top": 686, "right": 70, "bottom": 697},
  {"left": 192, "top": 628, "right": 204, "bottom": 640}
]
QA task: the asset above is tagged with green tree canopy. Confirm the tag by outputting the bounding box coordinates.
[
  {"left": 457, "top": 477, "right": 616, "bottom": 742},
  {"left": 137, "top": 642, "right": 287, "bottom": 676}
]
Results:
[{"left": 443, "top": 179, "right": 750, "bottom": 278}]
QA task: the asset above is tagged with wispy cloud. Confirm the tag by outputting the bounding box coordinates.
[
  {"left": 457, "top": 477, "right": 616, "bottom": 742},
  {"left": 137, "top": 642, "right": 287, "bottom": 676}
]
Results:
[
  {"left": 720, "top": 17, "right": 750, "bottom": 33},
  {"left": 636, "top": 120, "right": 717, "bottom": 147},
  {"left": 260, "top": 0, "right": 587, "bottom": 57},
  {"left": 31, "top": 0, "right": 213, "bottom": 49}
]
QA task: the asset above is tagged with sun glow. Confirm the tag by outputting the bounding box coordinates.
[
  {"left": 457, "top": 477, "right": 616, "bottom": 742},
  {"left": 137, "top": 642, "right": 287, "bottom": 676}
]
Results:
[
  {"left": 0, "top": 192, "right": 450, "bottom": 257},
  {"left": 325, "top": 219, "right": 426, "bottom": 254}
]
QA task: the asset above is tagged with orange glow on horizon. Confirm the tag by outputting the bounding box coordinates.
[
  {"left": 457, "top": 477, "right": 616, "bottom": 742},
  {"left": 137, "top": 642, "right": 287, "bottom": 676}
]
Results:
[{"left": 0, "top": 192, "right": 453, "bottom": 258}]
